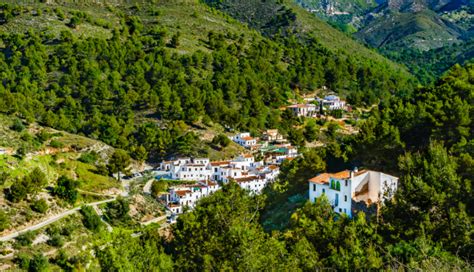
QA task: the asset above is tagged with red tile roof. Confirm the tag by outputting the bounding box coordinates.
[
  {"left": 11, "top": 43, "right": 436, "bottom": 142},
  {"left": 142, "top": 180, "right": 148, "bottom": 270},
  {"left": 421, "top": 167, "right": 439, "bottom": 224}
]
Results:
[
  {"left": 309, "top": 170, "right": 351, "bottom": 185},
  {"left": 233, "top": 176, "right": 259, "bottom": 183},
  {"left": 210, "top": 161, "right": 230, "bottom": 166},
  {"left": 175, "top": 190, "right": 192, "bottom": 197}
]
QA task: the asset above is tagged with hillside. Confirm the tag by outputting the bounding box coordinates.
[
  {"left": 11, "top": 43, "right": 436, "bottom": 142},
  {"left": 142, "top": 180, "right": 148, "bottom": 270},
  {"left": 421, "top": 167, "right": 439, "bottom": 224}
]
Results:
[
  {"left": 296, "top": 0, "right": 473, "bottom": 82},
  {"left": 0, "top": 0, "right": 472, "bottom": 271},
  {"left": 0, "top": 0, "right": 416, "bottom": 163},
  {"left": 204, "top": 0, "right": 413, "bottom": 72}
]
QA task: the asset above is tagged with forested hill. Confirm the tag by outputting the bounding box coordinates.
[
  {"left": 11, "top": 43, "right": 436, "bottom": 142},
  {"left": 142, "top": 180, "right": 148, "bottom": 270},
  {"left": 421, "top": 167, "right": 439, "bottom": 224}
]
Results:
[
  {"left": 0, "top": 0, "right": 415, "bottom": 161},
  {"left": 203, "top": 0, "right": 413, "bottom": 74}
]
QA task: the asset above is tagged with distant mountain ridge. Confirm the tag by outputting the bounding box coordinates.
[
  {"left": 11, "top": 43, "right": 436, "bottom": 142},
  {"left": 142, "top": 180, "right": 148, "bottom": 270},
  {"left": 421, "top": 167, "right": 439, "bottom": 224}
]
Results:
[{"left": 296, "top": 0, "right": 473, "bottom": 82}]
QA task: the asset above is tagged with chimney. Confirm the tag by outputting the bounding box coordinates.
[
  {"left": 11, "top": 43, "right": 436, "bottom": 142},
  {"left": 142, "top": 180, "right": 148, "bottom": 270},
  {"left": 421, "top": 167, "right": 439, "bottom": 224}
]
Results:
[{"left": 351, "top": 167, "right": 358, "bottom": 178}]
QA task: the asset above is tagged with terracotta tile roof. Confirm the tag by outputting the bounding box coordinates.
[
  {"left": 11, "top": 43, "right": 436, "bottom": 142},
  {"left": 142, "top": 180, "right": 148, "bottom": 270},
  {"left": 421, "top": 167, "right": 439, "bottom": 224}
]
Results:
[
  {"left": 186, "top": 164, "right": 206, "bottom": 167},
  {"left": 242, "top": 136, "right": 255, "bottom": 141},
  {"left": 309, "top": 170, "right": 351, "bottom": 185},
  {"left": 210, "top": 161, "right": 230, "bottom": 166},
  {"left": 175, "top": 190, "right": 192, "bottom": 197},
  {"left": 268, "top": 165, "right": 279, "bottom": 170},
  {"left": 243, "top": 154, "right": 253, "bottom": 158},
  {"left": 233, "top": 176, "right": 259, "bottom": 183}
]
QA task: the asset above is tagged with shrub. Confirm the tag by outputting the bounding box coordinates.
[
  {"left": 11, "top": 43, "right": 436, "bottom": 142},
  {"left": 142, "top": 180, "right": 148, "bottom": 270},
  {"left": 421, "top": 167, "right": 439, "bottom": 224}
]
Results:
[
  {"left": 11, "top": 118, "right": 25, "bottom": 132},
  {"left": 47, "top": 234, "right": 64, "bottom": 247},
  {"left": 16, "top": 231, "right": 35, "bottom": 246},
  {"left": 31, "top": 199, "right": 48, "bottom": 213},
  {"left": 104, "top": 197, "right": 131, "bottom": 226},
  {"left": 53, "top": 176, "right": 79, "bottom": 204},
  {"left": 0, "top": 171, "right": 10, "bottom": 185},
  {"left": 0, "top": 210, "right": 10, "bottom": 231},
  {"left": 151, "top": 180, "right": 168, "bottom": 197},
  {"left": 15, "top": 253, "right": 31, "bottom": 270},
  {"left": 49, "top": 140, "right": 64, "bottom": 148},
  {"left": 78, "top": 151, "right": 99, "bottom": 164},
  {"left": 212, "top": 134, "right": 231, "bottom": 148},
  {"left": 29, "top": 253, "right": 49, "bottom": 272},
  {"left": 67, "top": 16, "right": 82, "bottom": 28},
  {"left": 80, "top": 206, "right": 102, "bottom": 232}
]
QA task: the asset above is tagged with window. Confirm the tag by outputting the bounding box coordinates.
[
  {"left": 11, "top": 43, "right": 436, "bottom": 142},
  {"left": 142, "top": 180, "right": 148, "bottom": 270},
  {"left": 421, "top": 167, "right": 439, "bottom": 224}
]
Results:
[
  {"left": 339, "top": 208, "right": 342, "bottom": 212},
  {"left": 345, "top": 180, "right": 348, "bottom": 187},
  {"left": 214, "top": 168, "right": 218, "bottom": 173},
  {"left": 344, "top": 195, "right": 347, "bottom": 202},
  {"left": 322, "top": 188, "right": 325, "bottom": 193},
  {"left": 344, "top": 208, "right": 347, "bottom": 214},
  {"left": 313, "top": 184, "right": 316, "bottom": 191},
  {"left": 335, "top": 193, "right": 339, "bottom": 206}
]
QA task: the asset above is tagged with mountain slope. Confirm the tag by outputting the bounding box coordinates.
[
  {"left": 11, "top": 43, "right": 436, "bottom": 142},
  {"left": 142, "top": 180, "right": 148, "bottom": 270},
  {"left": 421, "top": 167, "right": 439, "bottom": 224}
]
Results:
[
  {"left": 296, "top": 0, "right": 473, "bottom": 82},
  {"left": 0, "top": 0, "right": 415, "bottom": 164},
  {"left": 204, "top": 0, "right": 413, "bottom": 72}
]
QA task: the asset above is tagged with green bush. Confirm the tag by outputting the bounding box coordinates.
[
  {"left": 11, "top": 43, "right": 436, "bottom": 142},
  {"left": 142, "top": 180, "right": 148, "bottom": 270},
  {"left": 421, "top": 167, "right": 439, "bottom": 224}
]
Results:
[
  {"left": 31, "top": 199, "right": 48, "bottom": 213},
  {"left": 15, "top": 253, "right": 31, "bottom": 270},
  {"left": 0, "top": 210, "right": 10, "bottom": 231},
  {"left": 47, "top": 234, "right": 64, "bottom": 247},
  {"left": 80, "top": 206, "right": 102, "bottom": 232},
  {"left": 16, "top": 231, "right": 35, "bottom": 246},
  {"left": 53, "top": 176, "right": 79, "bottom": 204},
  {"left": 151, "top": 180, "right": 168, "bottom": 197},
  {"left": 29, "top": 253, "right": 49, "bottom": 272},
  {"left": 49, "top": 140, "right": 64, "bottom": 148},
  {"left": 11, "top": 118, "right": 25, "bottom": 132},
  {"left": 78, "top": 151, "right": 99, "bottom": 164}
]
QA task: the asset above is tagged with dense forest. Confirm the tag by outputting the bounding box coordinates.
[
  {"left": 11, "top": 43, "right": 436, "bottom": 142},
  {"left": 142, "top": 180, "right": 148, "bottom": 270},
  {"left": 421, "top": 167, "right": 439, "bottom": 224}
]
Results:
[{"left": 0, "top": 2, "right": 414, "bottom": 162}]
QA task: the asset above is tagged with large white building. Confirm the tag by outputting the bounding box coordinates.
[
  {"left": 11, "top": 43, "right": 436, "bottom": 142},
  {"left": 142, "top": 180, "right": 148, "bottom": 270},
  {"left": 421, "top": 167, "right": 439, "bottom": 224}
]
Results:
[
  {"left": 317, "top": 95, "right": 346, "bottom": 111},
  {"left": 308, "top": 169, "right": 398, "bottom": 217},
  {"left": 167, "top": 181, "right": 220, "bottom": 214},
  {"left": 231, "top": 133, "right": 257, "bottom": 149},
  {"left": 159, "top": 158, "right": 212, "bottom": 181},
  {"left": 287, "top": 104, "right": 318, "bottom": 117}
]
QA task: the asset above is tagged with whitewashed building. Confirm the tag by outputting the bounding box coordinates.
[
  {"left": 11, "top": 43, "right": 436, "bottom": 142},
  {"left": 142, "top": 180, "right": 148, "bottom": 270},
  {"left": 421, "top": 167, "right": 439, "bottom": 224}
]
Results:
[
  {"left": 231, "top": 133, "right": 257, "bottom": 149},
  {"left": 167, "top": 181, "right": 220, "bottom": 213},
  {"left": 308, "top": 169, "right": 398, "bottom": 217},
  {"left": 262, "top": 129, "right": 285, "bottom": 142},
  {"left": 158, "top": 158, "right": 212, "bottom": 181},
  {"left": 287, "top": 104, "right": 317, "bottom": 117},
  {"left": 317, "top": 95, "right": 346, "bottom": 111},
  {"left": 232, "top": 176, "right": 267, "bottom": 194}
]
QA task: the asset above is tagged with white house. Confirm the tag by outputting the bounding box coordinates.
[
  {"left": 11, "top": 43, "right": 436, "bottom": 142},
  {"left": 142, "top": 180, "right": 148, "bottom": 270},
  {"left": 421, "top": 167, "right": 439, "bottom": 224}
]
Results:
[
  {"left": 287, "top": 104, "right": 317, "bottom": 117},
  {"left": 232, "top": 176, "right": 267, "bottom": 194},
  {"left": 262, "top": 129, "right": 285, "bottom": 142},
  {"left": 232, "top": 133, "right": 258, "bottom": 149},
  {"left": 159, "top": 158, "right": 212, "bottom": 181},
  {"left": 308, "top": 169, "right": 398, "bottom": 217},
  {"left": 167, "top": 181, "right": 220, "bottom": 213},
  {"left": 317, "top": 95, "right": 346, "bottom": 111}
]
